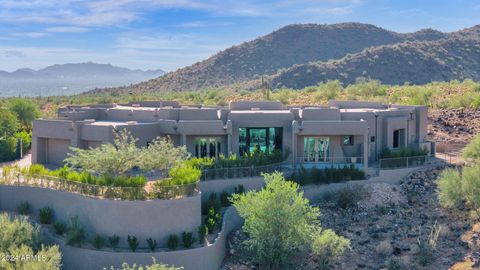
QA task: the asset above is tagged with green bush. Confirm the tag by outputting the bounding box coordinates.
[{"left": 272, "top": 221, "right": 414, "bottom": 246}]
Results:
[
  {"left": 462, "top": 134, "right": 480, "bottom": 164},
  {"left": 39, "top": 207, "right": 54, "bottom": 224},
  {"left": 231, "top": 172, "right": 347, "bottom": 268},
  {"left": 311, "top": 229, "right": 351, "bottom": 270},
  {"left": 127, "top": 235, "right": 139, "bottom": 252},
  {"left": 167, "top": 165, "right": 201, "bottom": 185},
  {"left": 108, "top": 234, "right": 120, "bottom": 250},
  {"left": 220, "top": 191, "right": 231, "bottom": 207},
  {"left": 182, "top": 232, "right": 195, "bottom": 249},
  {"left": 438, "top": 166, "right": 480, "bottom": 209},
  {"left": 0, "top": 213, "right": 61, "bottom": 270},
  {"left": 93, "top": 235, "right": 105, "bottom": 250},
  {"left": 379, "top": 147, "right": 429, "bottom": 158},
  {"left": 146, "top": 238, "right": 157, "bottom": 252},
  {"left": 53, "top": 222, "right": 66, "bottom": 235},
  {"left": 17, "top": 201, "right": 31, "bottom": 215},
  {"left": 65, "top": 216, "right": 86, "bottom": 246},
  {"left": 289, "top": 164, "right": 365, "bottom": 186},
  {"left": 205, "top": 207, "right": 220, "bottom": 233},
  {"left": 167, "top": 235, "right": 178, "bottom": 250},
  {"left": 202, "top": 193, "right": 221, "bottom": 215},
  {"left": 198, "top": 225, "right": 208, "bottom": 244}
]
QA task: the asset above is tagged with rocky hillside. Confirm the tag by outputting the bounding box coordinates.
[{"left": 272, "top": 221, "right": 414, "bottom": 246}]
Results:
[
  {"left": 270, "top": 36, "right": 480, "bottom": 88},
  {"left": 93, "top": 23, "right": 475, "bottom": 94}
]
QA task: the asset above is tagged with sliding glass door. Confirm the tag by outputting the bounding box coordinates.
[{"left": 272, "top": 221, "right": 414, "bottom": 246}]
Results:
[
  {"left": 239, "top": 127, "right": 282, "bottom": 156},
  {"left": 303, "top": 137, "right": 330, "bottom": 162},
  {"left": 194, "top": 137, "right": 221, "bottom": 158}
]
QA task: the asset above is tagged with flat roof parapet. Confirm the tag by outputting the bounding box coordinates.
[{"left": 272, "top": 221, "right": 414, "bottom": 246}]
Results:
[{"left": 229, "top": 100, "right": 283, "bottom": 110}]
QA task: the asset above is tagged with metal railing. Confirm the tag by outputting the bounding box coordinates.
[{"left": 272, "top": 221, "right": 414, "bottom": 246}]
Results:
[
  {"left": 0, "top": 171, "right": 198, "bottom": 200},
  {"left": 200, "top": 162, "right": 286, "bottom": 181},
  {"left": 379, "top": 155, "right": 429, "bottom": 170},
  {"left": 296, "top": 156, "right": 364, "bottom": 166}
]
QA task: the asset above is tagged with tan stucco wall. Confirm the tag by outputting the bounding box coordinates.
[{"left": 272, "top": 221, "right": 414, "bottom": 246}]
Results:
[
  {"left": 0, "top": 185, "right": 201, "bottom": 248},
  {"left": 40, "top": 207, "right": 243, "bottom": 270}
]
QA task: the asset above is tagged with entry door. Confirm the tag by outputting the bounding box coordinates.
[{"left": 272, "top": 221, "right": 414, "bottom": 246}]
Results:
[{"left": 304, "top": 137, "right": 330, "bottom": 162}]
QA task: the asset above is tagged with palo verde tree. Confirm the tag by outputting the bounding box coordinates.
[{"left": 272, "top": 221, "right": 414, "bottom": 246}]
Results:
[
  {"left": 231, "top": 172, "right": 350, "bottom": 269},
  {"left": 66, "top": 129, "right": 189, "bottom": 176}
]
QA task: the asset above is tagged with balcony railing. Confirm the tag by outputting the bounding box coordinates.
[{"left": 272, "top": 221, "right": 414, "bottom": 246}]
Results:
[
  {"left": 200, "top": 162, "right": 286, "bottom": 181},
  {"left": 0, "top": 171, "right": 198, "bottom": 200},
  {"left": 296, "top": 156, "right": 364, "bottom": 166},
  {"left": 379, "top": 155, "right": 429, "bottom": 170}
]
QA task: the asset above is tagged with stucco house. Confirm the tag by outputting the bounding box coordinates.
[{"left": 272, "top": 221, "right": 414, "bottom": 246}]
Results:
[{"left": 31, "top": 100, "right": 431, "bottom": 171}]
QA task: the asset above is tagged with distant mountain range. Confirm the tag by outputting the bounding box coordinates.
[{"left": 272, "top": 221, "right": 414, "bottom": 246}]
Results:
[
  {"left": 0, "top": 62, "right": 164, "bottom": 97},
  {"left": 92, "top": 22, "right": 480, "bottom": 94}
]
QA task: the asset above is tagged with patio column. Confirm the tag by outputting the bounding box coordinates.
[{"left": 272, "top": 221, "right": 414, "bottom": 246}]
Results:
[
  {"left": 363, "top": 132, "right": 369, "bottom": 170},
  {"left": 227, "top": 133, "right": 232, "bottom": 155}
]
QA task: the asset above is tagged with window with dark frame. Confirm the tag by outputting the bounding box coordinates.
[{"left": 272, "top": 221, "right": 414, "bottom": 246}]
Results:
[{"left": 343, "top": 135, "right": 354, "bottom": 145}]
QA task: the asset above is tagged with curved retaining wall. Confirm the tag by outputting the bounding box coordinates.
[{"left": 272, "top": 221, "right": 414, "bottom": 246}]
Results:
[
  {"left": 42, "top": 207, "right": 243, "bottom": 270},
  {"left": 0, "top": 185, "right": 201, "bottom": 248},
  {"left": 198, "top": 176, "right": 265, "bottom": 201}
]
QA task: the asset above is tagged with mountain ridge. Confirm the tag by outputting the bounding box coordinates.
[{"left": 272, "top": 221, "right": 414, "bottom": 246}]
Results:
[{"left": 89, "top": 23, "right": 480, "bottom": 94}]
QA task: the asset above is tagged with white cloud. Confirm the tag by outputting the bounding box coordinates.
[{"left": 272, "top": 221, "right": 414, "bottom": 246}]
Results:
[
  {"left": 46, "top": 26, "right": 90, "bottom": 33},
  {"left": 10, "top": 32, "right": 49, "bottom": 38}
]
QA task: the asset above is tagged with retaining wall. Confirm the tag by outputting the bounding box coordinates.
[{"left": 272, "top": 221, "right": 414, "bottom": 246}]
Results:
[
  {"left": 42, "top": 207, "right": 243, "bottom": 270},
  {"left": 302, "top": 167, "right": 418, "bottom": 202},
  {"left": 0, "top": 185, "right": 201, "bottom": 248},
  {"left": 198, "top": 176, "right": 265, "bottom": 201}
]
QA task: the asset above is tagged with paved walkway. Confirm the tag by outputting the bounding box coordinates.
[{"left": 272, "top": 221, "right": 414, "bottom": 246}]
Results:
[{"left": 0, "top": 154, "right": 32, "bottom": 173}]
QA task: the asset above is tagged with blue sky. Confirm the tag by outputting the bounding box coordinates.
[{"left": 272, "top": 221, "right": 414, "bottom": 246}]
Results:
[{"left": 0, "top": 0, "right": 479, "bottom": 72}]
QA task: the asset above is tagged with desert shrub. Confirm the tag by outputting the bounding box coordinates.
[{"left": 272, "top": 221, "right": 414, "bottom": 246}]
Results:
[
  {"left": 438, "top": 166, "right": 480, "bottom": 209},
  {"left": 220, "top": 191, "right": 231, "bottom": 207},
  {"left": 167, "top": 235, "right": 178, "bottom": 250},
  {"left": 386, "top": 258, "right": 402, "bottom": 270},
  {"left": 93, "top": 234, "right": 105, "bottom": 250},
  {"left": 345, "top": 77, "right": 385, "bottom": 98},
  {"left": 182, "top": 232, "right": 195, "bottom": 248},
  {"left": 109, "top": 234, "right": 120, "bottom": 250},
  {"left": 462, "top": 134, "right": 480, "bottom": 164},
  {"left": 65, "top": 216, "right": 86, "bottom": 246},
  {"left": 0, "top": 213, "right": 61, "bottom": 269},
  {"left": 156, "top": 165, "right": 201, "bottom": 187},
  {"left": 289, "top": 164, "right": 365, "bottom": 185},
  {"left": 231, "top": 172, "right": 348, "bottom": 268},
  {"left": 66, "top": 129, "right": 188, "bottom": 176},
  {"left": 198, "top": 225, "right": 208, "bottom": 244},
  {"left": 202, "top": 193, "right": 221, "bottom": 215},
  {"left": 437, "top": 169, "right": 463, "bottom": 207},
  {"left": 375, "top": 240, "right": 393, "bottom": 257},
  {"left": 379, "top": 147, "right": 429, "bottom": 158},
  {"left": 322, "top": 185, "right": 367, "bottom": 209},
  {"left": 415, "top": 240, "right": 434, "bottom": 266},
  {"left": 311, "top": 229, "right": 351, "bottom": 270},
  {"left": 53, "top": 222, "right": 66, "bottom": 235},
  {"left": 39, "top": 206, "right": 54, "bottom": 224},
  {"left": 146, "top": 238, "right": 157, "bottom": 252},
  {"left": 128, "top": 235, "right": 139, "bottom": 252},
  {"left": 317, "top": 80, "right": 343, "bottom": 100},
  {"left": 205, "top": 207, "right": 221, "bottom": 233},
  {"left": 105, "top": 258, "right": 182, "bottom": 270},
  {"left": 17, "top": 201, "right": 31, "bottom": 215}
]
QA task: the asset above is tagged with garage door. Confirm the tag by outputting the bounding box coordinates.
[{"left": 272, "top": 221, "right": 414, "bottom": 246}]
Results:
[{"left": 47, "top": 139, "right": 71, "bottom": 165}]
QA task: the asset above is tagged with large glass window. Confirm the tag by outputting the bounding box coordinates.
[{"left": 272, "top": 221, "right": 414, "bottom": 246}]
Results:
[
  {"left": 239, "top": 127, "right": 282, "bottom": 156},
  {"left": 194, "top": 137, "right": 221, "bottom": 158},
  {"left": 393, "top": 129, "right": 406, "bottom": 148},
  {"left": 303, "top": 137, "right": 330, "bottom": 162}
]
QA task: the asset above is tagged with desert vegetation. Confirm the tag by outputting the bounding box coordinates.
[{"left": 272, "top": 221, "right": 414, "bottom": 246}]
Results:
[
  {"left": 0, "top": 98, "right": 38, "bottom": 162},
  {"left": 230, "top": 172, "right": 350, "bottom": 269}
]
